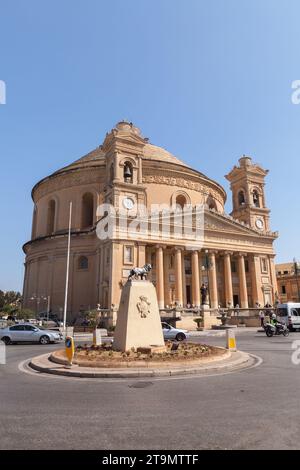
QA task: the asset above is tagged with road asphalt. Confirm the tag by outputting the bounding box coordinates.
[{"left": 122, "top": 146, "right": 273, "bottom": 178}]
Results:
[{"left": 0, "top": 330, "right": 299, "bottom": 450}]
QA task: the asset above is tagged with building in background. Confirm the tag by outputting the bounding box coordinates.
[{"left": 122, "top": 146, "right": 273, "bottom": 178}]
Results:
[
  {"left": 22, "top": 121, "right": 278, "bottom": 321},
  {"left": 276, "top": 261, "right": 300, "bottom": 303}
]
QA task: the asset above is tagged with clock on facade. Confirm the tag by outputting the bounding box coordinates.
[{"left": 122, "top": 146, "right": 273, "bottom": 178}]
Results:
[
  {"left": 122, "top": 197, "right": 135, "bottom": 210},
  {"left": 255, "top": 218, "right": 264, "bottom": 230}
]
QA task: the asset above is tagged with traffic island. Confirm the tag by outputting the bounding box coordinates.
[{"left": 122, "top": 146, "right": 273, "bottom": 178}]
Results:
[
  {"left": 28, "top": 343, "right": 257, "bottom": 378},
  {"left": 51, "top": 341, "right": 227, "bottom": 368}
]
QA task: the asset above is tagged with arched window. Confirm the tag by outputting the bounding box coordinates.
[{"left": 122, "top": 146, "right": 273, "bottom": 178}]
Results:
[
  {"left": 238, "top": 190, "right": 246, "bottom": 206},
  {"left": 81, "top": 193, "right": 94, "bottom": 229},
  {"left": 175, "top": 194, "right": 187, "bottom": 209},
  {"left": 253, "top": 190, "right": 260, "bottom": 208},
  {"left": 47, "top": 200, "right": 56, "bottom": 234},
  {"left": 123, "top": 161, "right": 133, "bottom": 183},
  {"left": 78, "top": 256, "right": 89, "bottom": 270}
]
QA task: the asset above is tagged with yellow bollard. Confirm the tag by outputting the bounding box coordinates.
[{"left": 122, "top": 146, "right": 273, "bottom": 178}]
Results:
[
  {"left": 226, "top": 328, "right": 237, "bottom": 351},
  {"left": 65, "top": 336, "right": 75, "bottom": 365}
]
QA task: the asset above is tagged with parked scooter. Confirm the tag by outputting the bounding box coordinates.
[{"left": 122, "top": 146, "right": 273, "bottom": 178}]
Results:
[{"left": 264, "top": 321, "right": 289, "bottom": 337}]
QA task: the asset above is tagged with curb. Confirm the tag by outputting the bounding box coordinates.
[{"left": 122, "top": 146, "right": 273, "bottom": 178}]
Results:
[{"left": 28, "top": 350, "right": 255, "bottom": 379}]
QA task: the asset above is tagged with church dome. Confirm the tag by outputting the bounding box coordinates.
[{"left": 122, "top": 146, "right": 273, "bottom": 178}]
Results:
[{"left": 32, "top": 121, "right": 226, "bottom": 208}]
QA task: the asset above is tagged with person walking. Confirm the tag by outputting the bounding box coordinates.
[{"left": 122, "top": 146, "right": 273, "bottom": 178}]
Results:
[{"left": 259, "top": 310, "right": 265, "bottom": 328}]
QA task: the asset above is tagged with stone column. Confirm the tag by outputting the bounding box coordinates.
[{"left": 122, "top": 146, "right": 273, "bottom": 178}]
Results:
[
  {"left": 251, "top": 255, "right": 264, "bottom": 307},
  {"left": 146, "top": 247, "right": 153, "bottom": 282},
  {"left": 192, "top": 250, "right": 200, "bottom": 307},
  {"left": 209, "top": 252, "right": 218, "bottom": 309},
  {"left": 164, "top": 251, "right": 171, "bottom": 307},
  {"left": 174, "top": 248, "right": 183, "bottom": 306},
  {"left": 138, "top": 243, "right": 146, "bottom": 267},
  {"left": 223, "top": 252, "right": 233, "bottom": 308},
  {"left": 238, "top": 253, "right": 249, "bottom": 308},
  {"left": 138, "top": 155, "right": 143, "bottom": 184},
  {"left": 182, "top": 251, "right": 187, "bottom": 306},
  {"left": 269, "top": 255, "right": 278, "bottom": 303},
  {"left": 156, "top": 246, "right": 165, "bottom": 309}
]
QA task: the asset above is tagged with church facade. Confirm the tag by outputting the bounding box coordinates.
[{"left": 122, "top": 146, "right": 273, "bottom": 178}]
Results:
[{"left": 22, "top": 121, "right": 278, "bottom": 320}]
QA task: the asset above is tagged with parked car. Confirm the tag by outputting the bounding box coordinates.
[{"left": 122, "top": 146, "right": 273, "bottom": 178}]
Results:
[
  {"left": 161, "top": 322, "right": 189, "bottom": 341},
  {"left": 0, "top": 324, "right": 62, "bottom": 345},
  {"left": 276, "top": 303, "right": 300, "bottom": 331},
  {"left": 37, "top": 317, "right": 60, "bottom": 328}
]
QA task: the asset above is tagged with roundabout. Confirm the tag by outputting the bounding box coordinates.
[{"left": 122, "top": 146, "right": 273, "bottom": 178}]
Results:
[
  {"left": 2, "top": 330, "right": 297, "bottom": 450},
  {"left": 28, "top": 343, "right": 258, "bottom": 379}
]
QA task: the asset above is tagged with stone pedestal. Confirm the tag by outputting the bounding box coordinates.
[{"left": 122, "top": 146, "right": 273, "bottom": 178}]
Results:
[{"left": 113, "top": 280, "right": 166, "bottom": 352}]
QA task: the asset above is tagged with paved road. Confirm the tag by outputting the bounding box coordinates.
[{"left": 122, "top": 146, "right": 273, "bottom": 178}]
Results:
[{"left": 0, "top": 331, "right": 300, "bottom": 450}]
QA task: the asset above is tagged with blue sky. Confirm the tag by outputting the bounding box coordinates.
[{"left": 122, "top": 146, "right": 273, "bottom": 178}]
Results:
[{"left": 0, "top": 0, "right": 300, "bottom": 291}]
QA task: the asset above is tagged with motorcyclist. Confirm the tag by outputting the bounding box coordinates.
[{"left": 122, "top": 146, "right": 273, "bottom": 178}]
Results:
[{"left": 270, "top": 312, "right": 278, "bottom": 325}]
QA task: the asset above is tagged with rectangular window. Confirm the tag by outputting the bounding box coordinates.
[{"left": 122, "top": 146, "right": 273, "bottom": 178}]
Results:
[
  {"left": 231, "top": 261, "right": 237, "bottom": 273},
  {"left": 245, "top": 260, "right": 249, "bottom": 273},
  {"left": 124, "top": 245, "right": 134, "bottom": 264},
  {"left": 281, "top": 285, "right": 286, "bottom": 294},
  {"left": 261, "top": 258, "right": 268, "bottom": 273},
  {"left": 184, "top": 257, "right": 192, "bottom": 275}
]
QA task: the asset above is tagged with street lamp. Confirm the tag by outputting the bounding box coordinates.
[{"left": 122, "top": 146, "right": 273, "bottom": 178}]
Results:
[{"left": 30, "top": 294, "right": 49, "bottom": 318}]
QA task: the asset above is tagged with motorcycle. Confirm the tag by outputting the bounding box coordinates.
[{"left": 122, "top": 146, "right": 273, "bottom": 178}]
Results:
[{"left": 264, "top": 321, "right": 289, "bottom": 337}]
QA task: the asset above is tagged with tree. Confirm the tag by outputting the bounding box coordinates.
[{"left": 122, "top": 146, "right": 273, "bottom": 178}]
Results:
[
  {"left": 0, "top": 290, "right": 21, "bottom": 309},
  {"left": 85, "top": 309, "right": 99, "bottom": 327},
  {"left": 17, "top": 309, "right": 35, "bottom": 320}
]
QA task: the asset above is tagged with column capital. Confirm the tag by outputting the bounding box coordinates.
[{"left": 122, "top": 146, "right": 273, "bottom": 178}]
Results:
[
  {"left": 223, "top": 251, "right": 233, "bottom": 257},
  {"left": 238, "top": 252, "right": 248, "bottom": 258}
]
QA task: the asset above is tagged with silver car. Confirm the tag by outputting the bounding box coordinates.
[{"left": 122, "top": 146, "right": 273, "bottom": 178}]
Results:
[
  {"left": 162, "top": 322, "right": 189, "bottom": 341},
  {"left": 0, "top": 324, "right": 62, "bottom": 345}
]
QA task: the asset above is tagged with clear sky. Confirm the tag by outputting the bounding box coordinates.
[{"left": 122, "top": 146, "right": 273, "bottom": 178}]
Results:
[{"left": 1, "top": 0, "right": 300, "bottom": 291}]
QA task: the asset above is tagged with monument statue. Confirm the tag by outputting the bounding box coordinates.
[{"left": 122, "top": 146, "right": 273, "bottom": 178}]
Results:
[
  {"left": 113, "top": 276, "right": 165, "bottom": 352},
  {"left": 200, "top": 283, "right": 208, "bottom": 305},
  {"left": 128, "top": 263, "right": 152, "bottom": 280}
]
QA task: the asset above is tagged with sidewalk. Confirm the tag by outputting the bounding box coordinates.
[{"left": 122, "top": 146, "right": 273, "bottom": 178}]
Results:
[{"left": 189, "top": 326, "right": 263, "bottom": 336}]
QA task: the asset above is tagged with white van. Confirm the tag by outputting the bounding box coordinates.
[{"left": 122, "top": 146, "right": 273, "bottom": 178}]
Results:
[{"left": 276, "top": 303, "right": 300, "bottom": 331}]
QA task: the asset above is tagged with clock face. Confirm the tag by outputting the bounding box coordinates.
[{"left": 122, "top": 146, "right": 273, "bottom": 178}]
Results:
[
  {"left": 123, "top": 197, "right": 135, "bottom": 210},
  {"left": 255, "top": 218, "right": 264, "bottom": 230}
]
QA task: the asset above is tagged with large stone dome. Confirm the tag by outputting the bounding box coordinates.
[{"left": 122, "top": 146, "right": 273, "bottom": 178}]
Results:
[{"left": 32, "top": 121, "right": 226, "bottom": 210}]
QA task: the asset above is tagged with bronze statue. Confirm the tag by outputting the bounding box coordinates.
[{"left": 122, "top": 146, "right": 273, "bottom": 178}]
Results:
[{"left": 200, "top": 283, "right": 208, "bottom": 305}]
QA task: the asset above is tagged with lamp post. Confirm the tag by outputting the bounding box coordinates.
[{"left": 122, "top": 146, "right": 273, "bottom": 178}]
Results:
[{"left": 30, "top": 294, "right": 48, "bottom": 317}]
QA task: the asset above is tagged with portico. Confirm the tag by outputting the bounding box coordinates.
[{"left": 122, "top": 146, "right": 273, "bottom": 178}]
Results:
[{"left": 148, "top": 244, "right": 275, "bottom": 310}]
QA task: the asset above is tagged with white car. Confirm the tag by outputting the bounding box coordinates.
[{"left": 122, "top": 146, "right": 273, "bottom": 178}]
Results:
[
  {"left": 276, "top": 303, "right": 300, "bottom": 331},
  {"left": 0, "top": 324, "right": 62, "bottom": 345},
  {"left": 161, "top": 322, "right": 189, "bottom": 341}
]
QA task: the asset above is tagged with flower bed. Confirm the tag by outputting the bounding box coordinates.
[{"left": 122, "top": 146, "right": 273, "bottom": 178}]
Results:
[{"left": 50, "top": 342, "right": 228, "bottom": 369}]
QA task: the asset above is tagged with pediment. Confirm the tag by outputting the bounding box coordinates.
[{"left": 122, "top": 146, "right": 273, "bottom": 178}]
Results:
[{"left": 204, "top": 210, "right": 259, "bottom": 235}]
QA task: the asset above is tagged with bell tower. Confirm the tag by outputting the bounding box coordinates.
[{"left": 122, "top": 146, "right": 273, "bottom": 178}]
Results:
[
  {"left": 102, "top": 121, "right": 147, "bottom": 212},
  {"left": 225, "top": 156, "right": 270, "bottom": 232}
]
